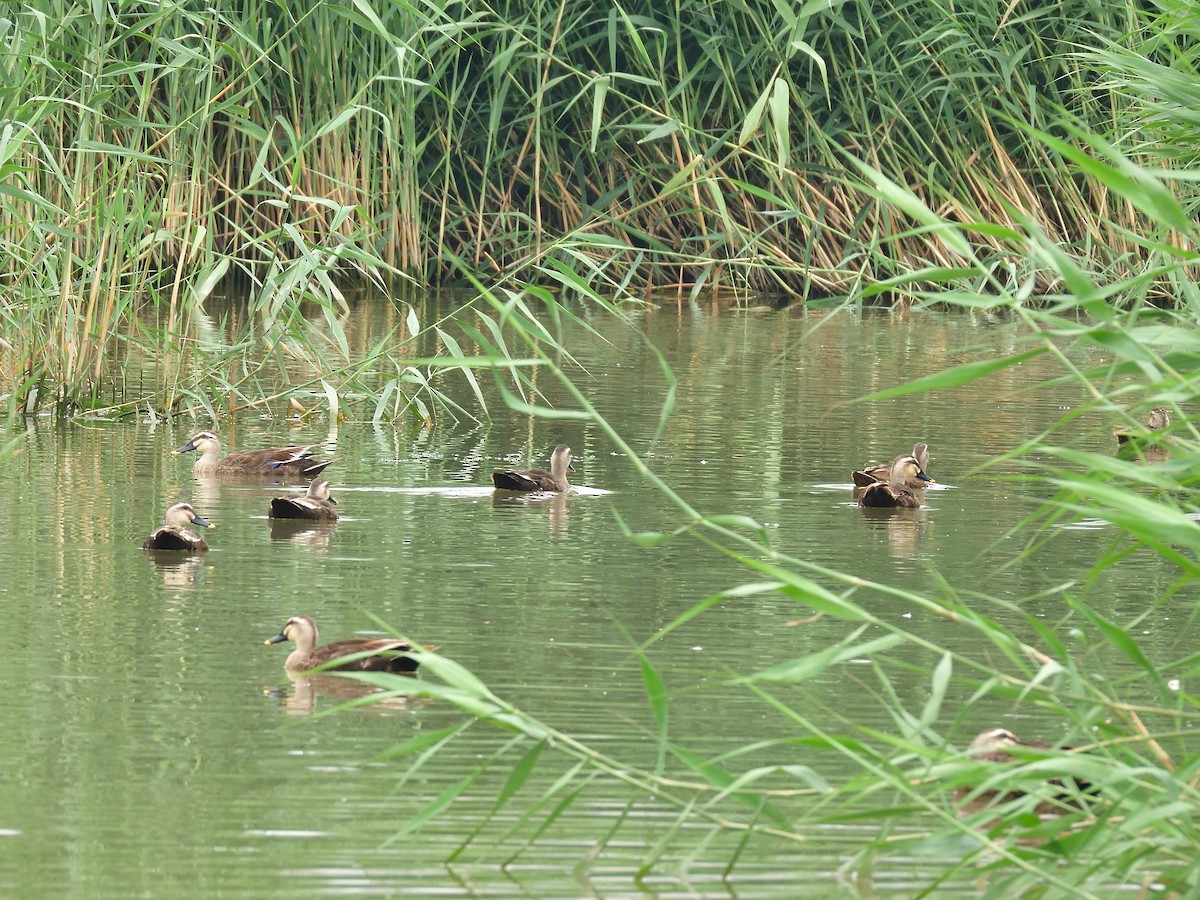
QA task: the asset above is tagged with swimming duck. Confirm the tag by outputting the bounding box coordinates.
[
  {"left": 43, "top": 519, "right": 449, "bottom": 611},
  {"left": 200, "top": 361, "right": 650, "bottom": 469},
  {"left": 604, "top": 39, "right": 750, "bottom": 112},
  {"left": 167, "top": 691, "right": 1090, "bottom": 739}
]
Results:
[
  {"left": 956, "top": 727, "right": 1093, "bottom": 815},
  {"left": 269, "top": 477, "right": 338, "bottom": 521},
  {"left": 1115, "top": 407, "right": 1170, "bottom": 447},
  {"left": 852, "top": 442, "right": 931, "bottom": 488},
  {"left": 142, "top": 501, "right": 216, "bottom": 552},
  {"left": 492, "top": 443, "right": 574, "bottom": 492},
  {"left": 172, "top": 430, "right": 334, "bottom": 478},
  {"left": 264, "top": 615, "right": 422, "bottom": 674},
  {"left": 857, "top": 454, "right": 932, "bottom": 508}
]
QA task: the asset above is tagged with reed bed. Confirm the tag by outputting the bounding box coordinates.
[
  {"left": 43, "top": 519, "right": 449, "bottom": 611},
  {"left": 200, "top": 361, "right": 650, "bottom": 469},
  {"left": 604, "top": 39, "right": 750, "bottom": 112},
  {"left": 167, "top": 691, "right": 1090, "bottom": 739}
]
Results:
[
  {"left": 3, "top": 0, "right": 1197, "bottom": 411},
  {"left": 0, "top": 0, "right": 1195, "bottom": 408},
  {"left": 2, "top": 0, "right": 1166, "bottom": 290}
]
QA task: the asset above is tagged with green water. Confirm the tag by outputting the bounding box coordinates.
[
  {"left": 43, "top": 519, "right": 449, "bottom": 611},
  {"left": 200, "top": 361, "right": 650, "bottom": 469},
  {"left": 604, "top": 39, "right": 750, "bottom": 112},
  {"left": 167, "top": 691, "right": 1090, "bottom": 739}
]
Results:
[{"left": 0, "top": 300, "right": 1181, "bottom": 896}]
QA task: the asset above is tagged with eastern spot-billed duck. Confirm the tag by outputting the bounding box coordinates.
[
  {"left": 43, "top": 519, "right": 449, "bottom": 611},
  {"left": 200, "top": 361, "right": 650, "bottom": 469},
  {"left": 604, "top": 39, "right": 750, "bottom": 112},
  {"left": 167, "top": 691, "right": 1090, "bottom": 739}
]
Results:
[
  {"left": 264, "top": 615, "right": 422, "bottom": 674},
  {"left": 491, "top": 443, "right": 574, "bottom": 492},
  {"left": 143, "top": 501, "right": 216, "bottom": 552},
  {"left": 857, "top": 454, "right": 933, "bottom": 508},
  {"left": 1115, "top": 407, "right": 1170, "bottom": 447},
  {"left": 269, "top": 477, "right": 338, "bottom": 521},
  {"left": 173, "top": 430, "right": 334, "bottom": 478},
  {"left": 853, "top": 441, "right": 931, "bottom": 488},
  {"left": 955, "top": 727, "right": 1095, "bottom": 816}
]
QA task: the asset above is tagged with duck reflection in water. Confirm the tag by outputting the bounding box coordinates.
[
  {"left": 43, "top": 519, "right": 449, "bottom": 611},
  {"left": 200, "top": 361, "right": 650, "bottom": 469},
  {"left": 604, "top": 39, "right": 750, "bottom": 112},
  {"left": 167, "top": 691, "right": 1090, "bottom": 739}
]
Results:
[
  {"left": 264, "top": 674, "right": 420, "bottom": 717},
  {"left": 144, "top": 552, "right": 209, "bottom": 587},
  {"left": 856, "top": 507, "right": 931, "bottom": 558},
  {"left": 490, "top": 489, "right": 570, "bottom": 537},
  {"left": 268, "top": 517, "right": 336, "bottom": 550}
]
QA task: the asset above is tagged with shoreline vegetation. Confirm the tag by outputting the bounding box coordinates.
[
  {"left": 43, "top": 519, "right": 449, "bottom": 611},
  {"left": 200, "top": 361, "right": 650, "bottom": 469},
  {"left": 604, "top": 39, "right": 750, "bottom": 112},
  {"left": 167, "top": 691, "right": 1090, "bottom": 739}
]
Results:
[
  {"left": 4, "top": 1, "right": 1200, "bottom": 894},
  {"left": 3, "top": 2, "right": 1187, "bottom": 292},
  {"left": 2, "top": 2, "right": 1197, "bottom": 412}
]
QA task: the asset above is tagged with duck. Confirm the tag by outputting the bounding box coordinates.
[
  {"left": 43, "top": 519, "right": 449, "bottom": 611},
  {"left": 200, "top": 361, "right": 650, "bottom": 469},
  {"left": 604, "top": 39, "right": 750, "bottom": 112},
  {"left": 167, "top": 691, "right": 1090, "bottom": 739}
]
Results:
[
  {"left": 172, "top": 430, "right": 334, "bottom": 478},
  {"left": 965, "top": 727, "right": 1047, "bottom": 762},
  {"left": 142, "top": 501, "right": 216, "bottom": 552},
  {"left": 852, "top": 442, "right": 931, "bottom": 488},
  {"left": 857, "top": 454, "right": 933, "bottom": 508},
  {"left": 956, "top": 727, "right": 1094, "bottom": 815},
  {"left": 491, "top": 443, "right": 574, "bottom": 492},
  {"left": 1115, "top": 407, "right": 1170, "bottom": 447},
  {"left": 264, "top": 615, "right": 421, "bottom": 674},
  {"left": 269, "top": 477, "right": 338, "bottom": 521}
]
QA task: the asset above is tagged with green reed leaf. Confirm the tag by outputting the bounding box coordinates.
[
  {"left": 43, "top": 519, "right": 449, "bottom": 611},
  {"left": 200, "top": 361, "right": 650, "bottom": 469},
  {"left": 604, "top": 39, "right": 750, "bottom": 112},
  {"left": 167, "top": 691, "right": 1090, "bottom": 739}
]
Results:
[{"left": 496, "top": 739, "right": 546, "bottom": 809}]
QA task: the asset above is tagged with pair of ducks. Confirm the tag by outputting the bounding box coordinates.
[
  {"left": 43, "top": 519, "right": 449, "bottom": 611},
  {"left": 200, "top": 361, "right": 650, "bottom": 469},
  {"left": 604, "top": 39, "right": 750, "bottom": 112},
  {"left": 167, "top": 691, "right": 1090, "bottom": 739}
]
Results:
[
  {"left": 142, "top": 479, "right": 339, "bottom": 553},
  {"left": 852, "top": 441, "right": 934, "bottom": 508},
  {"left": 853, "top": 406, "right": 1173, "bottom": 509},
  {"left": 176, "top": 430, "right": 577, "bottom": 493}
]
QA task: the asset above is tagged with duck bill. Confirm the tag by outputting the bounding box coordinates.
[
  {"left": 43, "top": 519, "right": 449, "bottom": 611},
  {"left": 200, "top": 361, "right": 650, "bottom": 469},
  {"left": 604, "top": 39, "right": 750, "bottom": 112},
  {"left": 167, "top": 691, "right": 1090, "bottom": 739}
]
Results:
[
  {"left": 172, "top": 439, "right": 197, "bottom": 456},
  {"left": 918, "top": 472, "right": 935, "bottom": 483},
  {"left": 264, "top": 632, "right": 288, "bottom": 646},
  {"left": 567, "top": 462, "right": 576, "bottom": 473},
  {"left": 192, "top": 516, "right": 216, "bottom": 530}
]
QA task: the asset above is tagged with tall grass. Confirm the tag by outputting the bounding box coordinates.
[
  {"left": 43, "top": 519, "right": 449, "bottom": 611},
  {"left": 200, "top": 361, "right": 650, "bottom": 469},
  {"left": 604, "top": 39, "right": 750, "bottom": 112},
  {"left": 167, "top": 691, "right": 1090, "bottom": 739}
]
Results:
[
  {"left": 1, "top": 0, "right": 1163, "bottom": 287},
  {"left": 0, "top": 0, "right": 1186, "bottom": 411}
]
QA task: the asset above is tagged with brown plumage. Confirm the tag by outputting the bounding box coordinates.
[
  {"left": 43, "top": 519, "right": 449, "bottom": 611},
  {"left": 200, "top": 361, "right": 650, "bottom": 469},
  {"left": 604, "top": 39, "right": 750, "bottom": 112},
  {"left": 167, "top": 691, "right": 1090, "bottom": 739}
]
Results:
[
  {"left": 264, "top": 615, "right": 421, "bottom": 674},
  {"left": 852, "top": 442, "right": 931, "bottom": 488},
  {"left": 269, "top": 477, "right": 338, "bottom": 521},
  {"left": 857, "top": 454, "right": 933, "bottom": 508},
  {"left": 492, "top": 443, "right": 574, "bottom": 492},
  {"left": 956, "top": 727, "right": 1094, "bottom": 815},
  {"left": 172, "top": 430, "right": 334, "bottom": 478},
  {"left": 142, "top": 501, "right": 215, "bottom": 552},
  {"left": 1115, "top": 407, "right": 1170, "bottom": 447}
]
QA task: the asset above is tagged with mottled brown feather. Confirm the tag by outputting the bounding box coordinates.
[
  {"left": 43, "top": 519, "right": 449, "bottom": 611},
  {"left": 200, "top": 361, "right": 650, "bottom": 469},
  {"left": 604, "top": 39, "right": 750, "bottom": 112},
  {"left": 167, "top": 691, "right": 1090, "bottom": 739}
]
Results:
[
  {"left": 852, "top": 442, "right": 931, "bottom": 488},
  {"left": 492, "top": 443, "right": 575, "bottom": 492},
  {"left": 264, "top": 615, "right": 422, "bottom": 674},
  {"left": 269, "top": 477, "right": 338, "bottom": 521},
  {"left": 142, "top": 501, "right": 215, "bottom": 552},
  {"left": 857, "top": 454, "right": 932, "bottom": 508},
  {"left": 173, "top": 430, "right": 334, "bottom": 478}
]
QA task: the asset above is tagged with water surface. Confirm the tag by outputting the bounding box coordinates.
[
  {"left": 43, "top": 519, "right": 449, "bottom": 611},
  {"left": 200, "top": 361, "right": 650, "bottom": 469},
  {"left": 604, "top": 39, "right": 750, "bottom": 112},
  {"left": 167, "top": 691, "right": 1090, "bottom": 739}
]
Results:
[{"left": 0, "top": 299, "right": 1183, "bottom": 896}]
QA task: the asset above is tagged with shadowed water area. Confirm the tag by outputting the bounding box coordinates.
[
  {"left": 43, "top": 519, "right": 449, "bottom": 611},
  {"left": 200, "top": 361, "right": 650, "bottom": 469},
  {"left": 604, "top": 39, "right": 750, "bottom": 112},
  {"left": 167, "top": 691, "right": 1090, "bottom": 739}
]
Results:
[{"left": 0, "top": 296, "right": 1187, "bottom": 896}]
